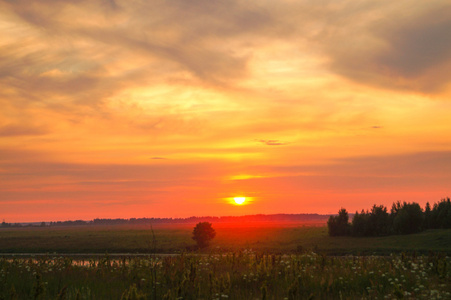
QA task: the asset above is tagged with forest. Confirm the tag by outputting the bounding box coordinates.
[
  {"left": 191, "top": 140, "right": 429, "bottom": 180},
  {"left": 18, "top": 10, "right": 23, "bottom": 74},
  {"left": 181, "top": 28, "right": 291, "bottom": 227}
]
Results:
[{"left": 328, "top": 198, "right": 451, "bottom": 237}]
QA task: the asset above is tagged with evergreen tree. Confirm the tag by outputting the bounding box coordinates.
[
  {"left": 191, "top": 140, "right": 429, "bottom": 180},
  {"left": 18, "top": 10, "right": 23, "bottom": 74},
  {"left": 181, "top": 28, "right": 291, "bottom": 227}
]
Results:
[
  {"left": 368, "top": 205, "right": 390, "bottom": 236},
  {"left": 393, "top": 202, "right": 423, "bottom": 234},
  {"left": 351, "top": 210, "right": 369, "bottom": 237},
  {"left": 327, "top": 208, "right": 350, "bottom": 236},
  {"left": 423, "top": 202, "right": 432, "bottom": 230}
]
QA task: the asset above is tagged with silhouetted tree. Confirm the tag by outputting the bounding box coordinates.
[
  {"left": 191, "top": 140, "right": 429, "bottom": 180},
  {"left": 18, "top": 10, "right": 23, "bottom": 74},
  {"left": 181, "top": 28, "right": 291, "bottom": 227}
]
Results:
[
  {"left": 431, "top": 198, "right": 451, "bottom": 229},
  {"left": 1, "top": 221, "right": 10, "bottom": 228},
  {"left": 192, "top": 222, "right": 216, "bottom": 248},
  {"left": 368, "top": 205, "right": 390, "bottom": 236},
  {"left": 351, "top": 210, "right": 369, "bottom": 236},
  {"left": 389, "top": 201, "right": 402, "bottom": 226},
  {"left": 327, "top": 208, "right": 350, "bottom": 236},
  {"left": 338, "top": 198, "right": 450, "bottom": 237},
  {"left": 423, "top": 202, "right": 432, "bottom": 230},
  {"left": 350, "top": 205, "right": 389, "bottom": 236},
  {"left": 393, "top": 202, "right": 423, "bottom": 234}
]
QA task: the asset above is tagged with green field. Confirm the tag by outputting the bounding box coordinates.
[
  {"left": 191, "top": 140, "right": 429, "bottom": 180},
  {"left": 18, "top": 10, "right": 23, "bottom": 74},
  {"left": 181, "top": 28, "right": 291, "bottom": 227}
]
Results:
[{"left": 0, "top": 223, "right": 450, "bottom": 255}]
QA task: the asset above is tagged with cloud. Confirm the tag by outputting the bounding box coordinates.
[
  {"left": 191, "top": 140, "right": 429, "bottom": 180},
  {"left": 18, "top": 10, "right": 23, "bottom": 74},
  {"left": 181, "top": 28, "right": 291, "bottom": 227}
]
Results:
[
  {"left": 0, "top": 124, "right": 48, "bottom": 137},
  {"left": 3, "top": 0, "right": 451, "bottom": 102},
  {"left": 375, "top": 8, "right": 451, "bottom": 77},
  {"left": 256, "top": 139, "right": 287, "bottom": 146},
  {"left": 0, "top": 161, "right": 221, "bottom": 187},
  {"left": 0, "top": 0, "right": 274, "bottom": 90},
  {"left": 321, "top": 0, "right": 451, "bottom": 93},
  {"left": 251, "top": 151, "right": 451, "bottom": 181},
  {"left": 0, "top": 0, "right": 281, "bottom": 129}
]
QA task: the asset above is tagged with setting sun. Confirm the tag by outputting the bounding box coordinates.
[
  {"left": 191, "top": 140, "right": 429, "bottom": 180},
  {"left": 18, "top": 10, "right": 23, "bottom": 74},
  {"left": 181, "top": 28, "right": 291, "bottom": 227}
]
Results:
[{"left": 234, "top": 197, "right": 246, "bottom": 205}]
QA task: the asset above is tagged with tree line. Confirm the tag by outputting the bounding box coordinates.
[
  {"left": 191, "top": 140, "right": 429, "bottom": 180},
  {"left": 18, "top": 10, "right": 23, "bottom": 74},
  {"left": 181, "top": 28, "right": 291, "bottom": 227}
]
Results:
[
  {"left": 1, "top": 214, "right": 329, "bottom": 228},
  {"left": 328, "top": 197, "right": 451, "bottom": 237}
]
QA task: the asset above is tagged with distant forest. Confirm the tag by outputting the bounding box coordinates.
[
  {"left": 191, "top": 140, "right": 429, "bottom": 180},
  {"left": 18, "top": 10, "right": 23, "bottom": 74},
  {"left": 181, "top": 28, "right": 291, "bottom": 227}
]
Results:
[
  {"left": 1, "top": 213, "right": 329, "bottom": 228},
  {"left": 328, "top": 197, "right": 451, "bottom": 237}
]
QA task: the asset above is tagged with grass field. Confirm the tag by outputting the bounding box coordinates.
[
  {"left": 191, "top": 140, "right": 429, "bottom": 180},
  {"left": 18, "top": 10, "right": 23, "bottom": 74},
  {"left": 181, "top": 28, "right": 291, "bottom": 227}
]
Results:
[{"left": 0, "top": 222, "right": 450, "bottom": 255}]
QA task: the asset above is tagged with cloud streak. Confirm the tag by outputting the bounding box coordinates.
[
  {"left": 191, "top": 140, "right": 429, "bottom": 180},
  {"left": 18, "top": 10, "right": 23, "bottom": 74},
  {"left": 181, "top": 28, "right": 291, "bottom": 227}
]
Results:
[{"left": 256, "top": 139, "right": 287, "bottom": 146}]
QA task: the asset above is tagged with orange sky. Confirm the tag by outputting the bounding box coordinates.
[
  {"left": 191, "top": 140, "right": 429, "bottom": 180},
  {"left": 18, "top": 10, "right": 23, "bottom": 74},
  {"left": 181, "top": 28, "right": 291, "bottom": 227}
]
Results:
[{"left": 1, "top": 0, "right": 451, "bottom": 222}]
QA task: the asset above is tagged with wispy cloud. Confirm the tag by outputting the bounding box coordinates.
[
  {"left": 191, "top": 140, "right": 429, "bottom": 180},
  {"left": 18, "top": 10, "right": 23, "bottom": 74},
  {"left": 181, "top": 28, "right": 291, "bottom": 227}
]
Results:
[
  {"left": 256, "top": 139, "right": 287, "bottom": 146},
  {"left": 0, "top": 124, "right": 48, "bottom": 136}
]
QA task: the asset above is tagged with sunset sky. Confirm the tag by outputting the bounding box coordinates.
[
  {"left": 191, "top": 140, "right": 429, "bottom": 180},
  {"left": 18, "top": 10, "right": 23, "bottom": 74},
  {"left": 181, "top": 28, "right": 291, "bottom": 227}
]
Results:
[{"left": 1, "top": 0, "right": 451, "bottom": 222}]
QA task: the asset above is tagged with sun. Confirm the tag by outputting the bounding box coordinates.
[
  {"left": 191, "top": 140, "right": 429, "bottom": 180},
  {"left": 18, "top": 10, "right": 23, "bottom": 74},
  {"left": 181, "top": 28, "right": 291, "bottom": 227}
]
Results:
[{"left": 233, "top": 197, "right": 246, "bottom": 205}]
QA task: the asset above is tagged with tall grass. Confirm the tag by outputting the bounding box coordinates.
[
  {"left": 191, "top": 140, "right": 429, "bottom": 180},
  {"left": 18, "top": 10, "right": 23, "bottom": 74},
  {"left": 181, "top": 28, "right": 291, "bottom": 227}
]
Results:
[{"left": 0, "top": 251, "right": 449, "bottom": 299}]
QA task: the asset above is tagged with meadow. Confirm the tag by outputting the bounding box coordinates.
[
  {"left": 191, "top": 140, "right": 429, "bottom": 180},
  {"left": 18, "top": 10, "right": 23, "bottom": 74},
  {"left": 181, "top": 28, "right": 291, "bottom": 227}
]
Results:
[
  {"left": 1, "top": 223, "right": 450, "bottom": 299},
  {"left": 0, "top": 222, "right": 450, "bottom": 255}
]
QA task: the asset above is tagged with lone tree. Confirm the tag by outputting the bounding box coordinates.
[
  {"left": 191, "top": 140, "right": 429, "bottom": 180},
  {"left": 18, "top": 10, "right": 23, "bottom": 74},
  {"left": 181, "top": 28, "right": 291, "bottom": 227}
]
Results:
[{"left": 192, "top": 222, "right": 216, "bottom": 248}]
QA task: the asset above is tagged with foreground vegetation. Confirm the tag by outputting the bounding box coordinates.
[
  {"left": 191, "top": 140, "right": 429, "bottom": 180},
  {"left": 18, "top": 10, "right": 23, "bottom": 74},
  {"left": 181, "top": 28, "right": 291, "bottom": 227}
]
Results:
[{"left": 1, "top": 252, "right": 449, "bottom": 299}]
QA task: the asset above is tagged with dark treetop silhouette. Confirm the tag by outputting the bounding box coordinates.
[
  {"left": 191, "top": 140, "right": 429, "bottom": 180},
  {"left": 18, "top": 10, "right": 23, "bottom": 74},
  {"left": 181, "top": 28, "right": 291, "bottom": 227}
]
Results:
[{"left": 192, "top": 222, "right": 216, "bottom": 248}]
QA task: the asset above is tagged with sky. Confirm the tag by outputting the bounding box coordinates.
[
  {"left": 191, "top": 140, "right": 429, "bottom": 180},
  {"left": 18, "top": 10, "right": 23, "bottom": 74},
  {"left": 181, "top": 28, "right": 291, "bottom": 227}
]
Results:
[{"left": 1, "top": 0, "right": 451, "bottom": 222}]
